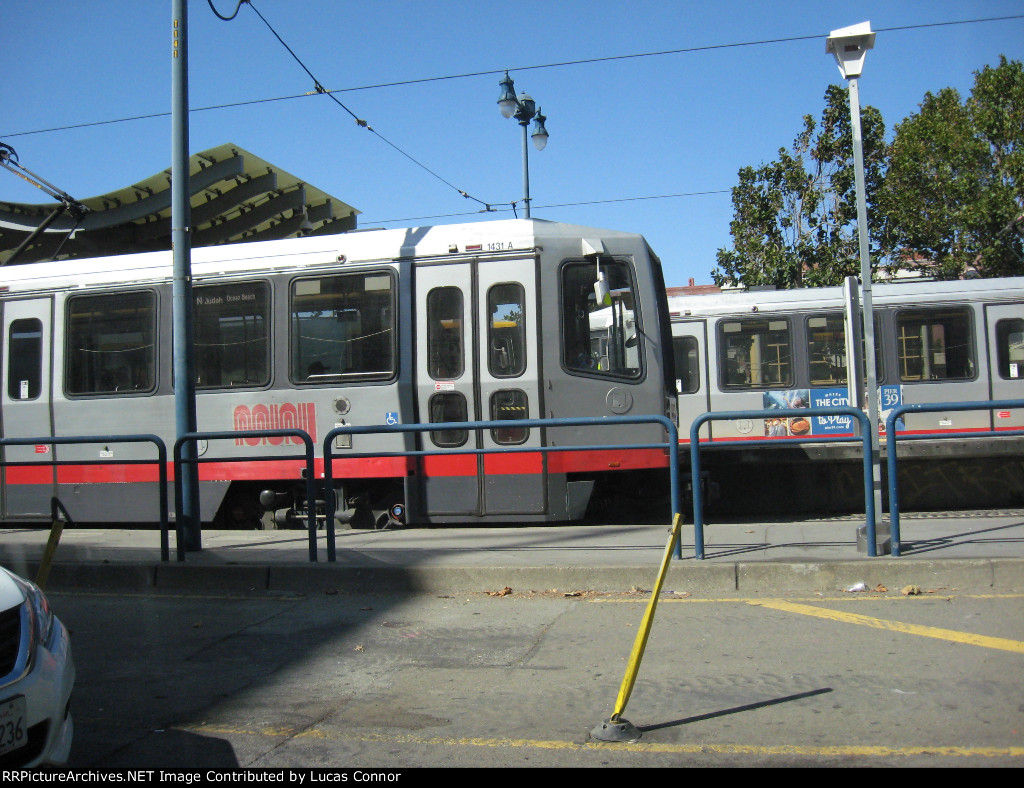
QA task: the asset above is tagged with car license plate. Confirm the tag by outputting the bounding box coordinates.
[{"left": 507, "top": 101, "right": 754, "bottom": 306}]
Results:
[{"left": 0, "top": 696, "right": 28, "bottom": 756}]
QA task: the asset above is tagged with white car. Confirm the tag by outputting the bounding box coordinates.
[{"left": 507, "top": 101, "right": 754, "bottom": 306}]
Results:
[{"left": 0, "top": 567, "right": 74, "bottom": 768}]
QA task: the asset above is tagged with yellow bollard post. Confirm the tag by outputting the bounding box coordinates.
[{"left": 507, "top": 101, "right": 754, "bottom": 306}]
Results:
[
  {"left": 591, "top": 513, "right": 683, "bottom": 743},
  {"left": 35, "top": 498, "right": 68, "bottom": 591}
]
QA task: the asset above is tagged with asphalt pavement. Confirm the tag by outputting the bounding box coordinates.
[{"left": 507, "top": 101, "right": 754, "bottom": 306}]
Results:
[{"left": 2, "top": 509, "right": 1023, "bottom": 595}]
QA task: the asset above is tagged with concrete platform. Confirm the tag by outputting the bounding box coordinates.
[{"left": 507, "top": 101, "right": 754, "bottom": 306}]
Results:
[{"left": 2, "top": 510, "right": 1023, "bottom": 594}]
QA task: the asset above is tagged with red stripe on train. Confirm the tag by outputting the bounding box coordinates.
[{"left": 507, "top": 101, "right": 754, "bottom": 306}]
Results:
[
  {"left": 679, "top": 426, "right": 1013, "bottom": 444},
  {"left": 7, "top": 447, "right": 669, "bottom": 485},
  {"left": 5, "top": 466, "right": 55, "bottom": 484}
]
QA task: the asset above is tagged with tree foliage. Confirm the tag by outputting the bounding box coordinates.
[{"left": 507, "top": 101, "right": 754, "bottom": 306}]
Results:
[
  {"left": 715, "top": 57, "right": 1024, "bottom": 287},
  {"left": 713, "top": 85, "right": 886, "bottom": 288},
  {"left": 880, "top": 56, "right": 1024, "bottom": 279}
]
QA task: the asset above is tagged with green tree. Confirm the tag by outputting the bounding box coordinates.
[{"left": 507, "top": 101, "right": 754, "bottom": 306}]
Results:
[
  {"left": 712, "top": 85, "right": 887, "bottom": 289},
  {"left": 879, "top": 56, "right": 1024, "bottom": 279}
]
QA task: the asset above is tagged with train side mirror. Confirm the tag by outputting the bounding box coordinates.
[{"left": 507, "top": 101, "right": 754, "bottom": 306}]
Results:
[{"left": 594, "top": 272, "right": 612, "bottom": 307}]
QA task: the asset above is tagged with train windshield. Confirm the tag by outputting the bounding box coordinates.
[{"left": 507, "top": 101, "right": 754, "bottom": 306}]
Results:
[{"left": 562, "top": 259, "right": 642, "bottom": 379}]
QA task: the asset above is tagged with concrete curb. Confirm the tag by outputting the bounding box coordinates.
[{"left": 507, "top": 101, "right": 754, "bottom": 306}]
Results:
[
  {"left": 733, "top": 558, "right": 1018, "bottom": 593},
  {"left": 26, "top": 557, "right": 1024, "bottom": 595}
]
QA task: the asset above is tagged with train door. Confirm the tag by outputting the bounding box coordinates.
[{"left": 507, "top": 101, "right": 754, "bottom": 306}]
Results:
[
  {"left": 672, "top": 321, "right": 710, "bottom": 443},
  {"left": 1, "top": 297, "right": 55, "bottom": 519},
  {"left": 415, "top": 256, "right": 544, "bottom": 519},
  {"left": 986, "top": 303, "right": 1024, "bottom": 430}
]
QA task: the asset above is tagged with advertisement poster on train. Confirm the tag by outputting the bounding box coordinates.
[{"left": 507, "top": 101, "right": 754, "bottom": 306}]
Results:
[
  {"left": 760, "top": 386, "right": 907, "bottom": 436},
  {"left": 762, "top": 390, "right": 810, "bottom": 437},
  {"left": 880, "top": 384, "right": 906, "bottom": 432},
  {"left": 810, "top": 387, "right": 853, "bottom": 435}
]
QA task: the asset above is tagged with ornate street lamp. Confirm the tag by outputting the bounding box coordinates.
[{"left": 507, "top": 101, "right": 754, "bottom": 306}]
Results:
[{"left": 498, "top": 71, "right": 549, "bottom": 218}]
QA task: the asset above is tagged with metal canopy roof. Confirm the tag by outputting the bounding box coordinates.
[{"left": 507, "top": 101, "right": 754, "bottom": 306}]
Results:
[{"left": 0, "top": 142, "right": 359, "bottom": 265}]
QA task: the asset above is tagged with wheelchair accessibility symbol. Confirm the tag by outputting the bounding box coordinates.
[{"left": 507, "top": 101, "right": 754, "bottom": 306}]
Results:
[{"left": 385, "top": 412, "right": 399, "bottom": 425}]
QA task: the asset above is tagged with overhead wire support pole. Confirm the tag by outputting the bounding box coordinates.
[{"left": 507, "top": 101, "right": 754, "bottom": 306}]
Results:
[{"left": 172, "top": 0, "right": 201, "bottom": 551}]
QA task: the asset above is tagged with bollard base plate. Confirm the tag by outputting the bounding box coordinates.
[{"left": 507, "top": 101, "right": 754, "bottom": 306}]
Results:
[
  {"left": 856, "top": 523, "right": 891, "bottom": 555},
  {"left": 590, "top": 717, "right": 641, "bottom": 743}
]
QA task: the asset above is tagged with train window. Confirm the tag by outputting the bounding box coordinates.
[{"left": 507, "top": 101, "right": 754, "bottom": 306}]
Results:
[
  {"left": 996, "top": 319, "right": 1024, "bottom": 380},
  {"left": 290, "top": 272, "right": 396, "bottom": 384},
  {"left": 671, "top": 336, "right": 700, "bottom": 394},
  {"left": 488, "top": 283, "right": 526, "bottom": 378},
  {"left": 562, "top": 260, "right": 642, "bottom": 379},
  {"left": 428, "top": 392, "right": 468, "bottom": 447},
  {"left": 807, "top": 314, "right": 847, "bottom": 385},
  {"left": 490, "top": 389, "right": 529, "bottom": 444},
  {"left": 718, "top": 318, "right": 793, "bottom": 389},
  {"left": 896, "top": 308, "right": 975, "bottom": 381},
  {"left": 7, "top": 318, "right": 43, "bottom": 401},
  {"left": 807, "top": 314, "right": 884, "bottom": 387},
  {"left": 426, "top": 287, "right": 464, "bottom": 380},
  {"left": 193, "top": 282, "right": 270, "bottom": 389},
  {"left": 66, "top": 291, "right": 156, "bottom": 396}
]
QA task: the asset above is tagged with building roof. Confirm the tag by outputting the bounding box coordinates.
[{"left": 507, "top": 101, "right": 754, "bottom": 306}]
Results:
[
  {"left": 0, "top": 142, "right": 358, "bottom": 265},
  {"left": 666, "top": 283, "right": 721, "bottom": 296}
]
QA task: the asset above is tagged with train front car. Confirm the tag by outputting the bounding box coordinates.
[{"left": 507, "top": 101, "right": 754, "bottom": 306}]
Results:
[
  {"left": 408, "top": 220, "right": 677, "bottom": 525},
  {"left": 0, "top": 219, "right": 677, "bottom": 529}
]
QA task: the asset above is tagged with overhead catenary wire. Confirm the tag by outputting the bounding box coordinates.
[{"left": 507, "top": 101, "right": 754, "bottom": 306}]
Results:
[
  {"left": 360, "top": 189, "right": 734, "bottom": 227},
  {"left": 207, "top": 0, "right": 499, "bottom": 211},
  {"left": 1, "top": 12, "right": 1022, "bottom": 218},
  {"left": 3, "top": 13, "right": 1020, "bottom": 142}
]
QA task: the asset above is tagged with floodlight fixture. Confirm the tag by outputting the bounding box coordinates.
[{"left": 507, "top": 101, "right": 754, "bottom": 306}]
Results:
[{"left": 826, "top": 21, "right": 875, "bottom": 79}]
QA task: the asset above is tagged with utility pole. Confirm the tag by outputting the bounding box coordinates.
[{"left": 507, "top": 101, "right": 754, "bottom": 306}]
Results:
[{"left": 172, "top": 0, "right": 200, "bottom": 551}]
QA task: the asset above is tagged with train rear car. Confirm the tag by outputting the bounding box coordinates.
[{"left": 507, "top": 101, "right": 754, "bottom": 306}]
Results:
[{"left": 669, "top": 277, "right": 1024, "bottom": 512}]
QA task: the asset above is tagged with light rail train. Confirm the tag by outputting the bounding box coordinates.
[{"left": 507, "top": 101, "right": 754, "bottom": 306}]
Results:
[
  {"left": 2, "top": 218, "right": 1021, "bottom": 527},
  {"left": 0, "top": 219, "right": 676, "bottom": 527},
  {"left": 669, "top": 276, "right": 1024, "bottom": 512}
]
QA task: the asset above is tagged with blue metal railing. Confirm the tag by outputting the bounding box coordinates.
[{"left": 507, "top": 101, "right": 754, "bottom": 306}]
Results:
[
  {"left": 885, "top": 399, "right": 1024, "bottom": 556},
  {"left": 689, "top": 407, "right": 876, "bottom": 558},
  {"left": 173, "top": 429, "right": 318, "bottom": 561},
  {"left": 0, "top": 434, "right": 170, "bottom": 559},
  {"left": 322, "top": 415, "right": 681, "bottom": 563}
]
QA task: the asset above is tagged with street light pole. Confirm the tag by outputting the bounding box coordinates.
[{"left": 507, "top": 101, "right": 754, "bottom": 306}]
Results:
[
  {"left": 827, "top": 22, "right": 889, "bottom": 555},
  {"left": 498, "top": 71, "right": 549, "bottom": 219}
]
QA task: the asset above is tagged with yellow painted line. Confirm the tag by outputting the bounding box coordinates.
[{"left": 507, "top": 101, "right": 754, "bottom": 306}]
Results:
[
  {"left": 183, "top": 723, "right": 1024, "bottom": 758},
  {"left": 754, "top": 599, "right": 1024, "bottom": 653},
  {"left": 49, "top": 590, "right": 300, "bottom": 601},
  {"left": 594, "top": 593, "right": 1024, "bottom": 603}
]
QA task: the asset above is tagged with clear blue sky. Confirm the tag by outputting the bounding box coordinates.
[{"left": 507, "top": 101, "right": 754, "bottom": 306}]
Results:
[{"left": 2, "top": 1, "right": 1022, "bottom": 287}]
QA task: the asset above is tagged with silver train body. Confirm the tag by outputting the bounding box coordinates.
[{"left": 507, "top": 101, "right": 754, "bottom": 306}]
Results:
[
  {"left": 0, "top": 219, "right": 677, "bottom": 526},
  {"left": 669, "top": 277, "right": 1024, "bottom": 512}
]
